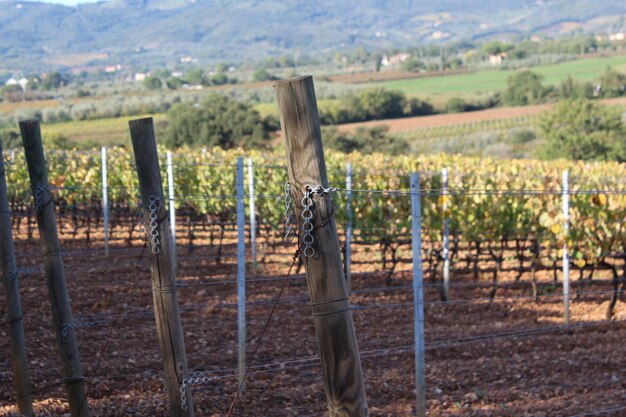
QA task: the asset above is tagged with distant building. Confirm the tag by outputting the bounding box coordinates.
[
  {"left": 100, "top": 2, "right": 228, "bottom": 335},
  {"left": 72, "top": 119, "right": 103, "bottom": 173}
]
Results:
[
  {"left": 381, "top": 53, "right": 411, "bottom": 67},
  {"left": 134, "top": 73, "right": 147, "bottom": 81},
  {"left": 488, "top": 52, "right": 508, "bottom": 66},
  {"left": 180, "top": 56, "right": 193, "bottom": 63},
  {"left": 105, "top": 64, "right": 123, "bottom": 73},
  {"left": 431, "top": 31, "right": 450, "bottom": 40},
  {"left": 5, "top": 72, "right": 28, "bottom": 90},
  {"left": 609, "top": 33, "right": 625, "bottom": 42}
]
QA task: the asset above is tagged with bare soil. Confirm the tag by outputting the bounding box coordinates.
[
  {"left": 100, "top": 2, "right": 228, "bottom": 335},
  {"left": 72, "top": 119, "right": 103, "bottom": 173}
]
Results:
[{"left": 1, "top": 222, "right": 625, "bottom": 417}]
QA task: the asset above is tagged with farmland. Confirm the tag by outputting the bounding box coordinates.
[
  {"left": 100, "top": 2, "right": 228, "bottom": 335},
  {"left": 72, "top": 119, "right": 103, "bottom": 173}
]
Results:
[{"left": 1, "top": 146, "right": 626, "bottom": 415}]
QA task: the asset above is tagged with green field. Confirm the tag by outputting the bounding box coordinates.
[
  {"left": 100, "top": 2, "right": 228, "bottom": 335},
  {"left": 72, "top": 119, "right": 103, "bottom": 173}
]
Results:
[
  {"left": 375, "top": 54, "right": 626, "bottom": 101},
  {"left": 39, "top": 114, "right": 167, "bottom": 146}
]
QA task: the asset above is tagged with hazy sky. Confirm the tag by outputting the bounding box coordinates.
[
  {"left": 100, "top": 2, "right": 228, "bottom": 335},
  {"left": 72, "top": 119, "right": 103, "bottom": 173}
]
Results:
[{"left": 26, "top": 0, "right": 104, "bottom": 5}]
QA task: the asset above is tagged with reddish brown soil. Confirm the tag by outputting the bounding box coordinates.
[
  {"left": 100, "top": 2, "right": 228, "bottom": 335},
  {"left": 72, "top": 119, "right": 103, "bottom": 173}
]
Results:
[
  {"left": 1, "top": 223, "right": 625, "bottom": 416},
  {"left": 336, "top": 97, "right": 626, "bottom": 134}
]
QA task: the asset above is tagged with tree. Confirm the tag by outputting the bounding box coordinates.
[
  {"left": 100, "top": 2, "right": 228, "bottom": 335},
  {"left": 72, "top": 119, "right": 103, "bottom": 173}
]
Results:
[
  {"left": 143, "top": 75, "right": 162, "bottom": 90},
  {"left": 559, "top": 75, "right": 593, "bottom": 99},
  {"left": 41, "top": 72, "right": 67, "bottom": 90},
  {"left": 482, "top": 41, "right": 514, "bottom": 56},
  {"left": 185, "top": 68, "right": 206, "bottom": 85},
  {"left": 598, "top": 67, "right": 626, "bottom": 98},
  {"left": 252, "top": 68, "right": 278, "bottom": 82},
  {"left": 400, "top": 59, "right": 424, "bottom": 72},
  {"left": 539, "top": 99, "right": 626, "bottom": 161},
  {"left": 502, "top": 71, "right": 547, "bottom": 106},
  {"left": 164, "top": 94, "right": 273, "bottom": 149},
  {"left": 348, "top": 88, "right": 406, "bottom": 120},
  {"left": 323, "top": 125, "right": 409, "bottom": 155}
]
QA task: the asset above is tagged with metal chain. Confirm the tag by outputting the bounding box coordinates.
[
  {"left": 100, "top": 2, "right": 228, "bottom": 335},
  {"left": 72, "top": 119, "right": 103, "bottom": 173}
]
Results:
[
  {"left": 148, "top": 196, "right": 161, "bottom": 254},
  {"left": 283, "top": 182, "right": 295, "bottom": 241},
  {"left": 61, "top": 317, "right": 109, "bottom": 340},
  {"left": 301, "top": 186, "right": 315, "bottom": 257},
  {"left": 180, "top": 372, "right": 216, "bottom": 410},
  {"left": 34, "top": 185, "right": 51, "bottom": 213},
  {"left": 300, "top": 184, "right": 339, "bottom": 258}
]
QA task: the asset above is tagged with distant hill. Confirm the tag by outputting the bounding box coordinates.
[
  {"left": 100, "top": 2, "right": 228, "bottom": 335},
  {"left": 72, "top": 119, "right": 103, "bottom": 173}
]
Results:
[{"left": 1, "top": 0, "right": 625, "bottom": 71}]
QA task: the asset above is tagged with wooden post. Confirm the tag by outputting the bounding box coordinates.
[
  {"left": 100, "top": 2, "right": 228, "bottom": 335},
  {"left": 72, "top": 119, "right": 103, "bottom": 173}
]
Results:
[
  {"left": 236, "top": 157, "right": 247, "bottom": 386},
  {"left": 0, "top": 140, "right": 34, "bottom": 416},
  {"left": 275, "top": 76, "right": 368, "bottom": 417},
  {"left": 128, "top": 118, "right": 193, "bottom": 417},
  {"left": 562, "top": 170, "right": 570, "bottom": 324},
  {"left": 411, "top": 173, "right": 426, "bottom": 417},
  {"left": 19, "top": 120, "right": 90, "bottom": 417},
  {"left": 101, "top": 147, "right": 109, "bottom": 257}
]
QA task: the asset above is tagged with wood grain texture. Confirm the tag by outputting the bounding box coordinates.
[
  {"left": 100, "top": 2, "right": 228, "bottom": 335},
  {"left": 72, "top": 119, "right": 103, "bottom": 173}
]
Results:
[
  {"left": 0, "top": 139, "right": 34, "bottom": 416},
  {"left": 275, "top": 76, "right": 369, "bottom": 417},
  {"left": 128, "top": 117, "right": 194, "bottom": 417},
  {"left": 19, "top": 119, "right": 90, "bottom": 417}
]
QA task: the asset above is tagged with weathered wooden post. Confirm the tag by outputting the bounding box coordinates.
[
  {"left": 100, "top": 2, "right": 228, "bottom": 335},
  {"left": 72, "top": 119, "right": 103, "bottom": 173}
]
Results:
[
  {"left": 275, "top": 76, "right": 368, "bottom": 417},
  {"left": 19, "top": 120, "right": 90, "bottom": 417},
  {"left": 128, "top": 118, "right": 193, "bottom": 416},
  {"left": 0, "top": 140, "right": 34, "bottom": 416}
]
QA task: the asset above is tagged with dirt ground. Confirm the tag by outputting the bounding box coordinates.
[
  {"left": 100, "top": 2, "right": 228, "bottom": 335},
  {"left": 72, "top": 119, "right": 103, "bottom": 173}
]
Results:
[
  {"left": 336, "top": 97, "right": 626, "bottom": 134},
  {"left": 1, "top": 221, "right": 625, "bottom": 417}
]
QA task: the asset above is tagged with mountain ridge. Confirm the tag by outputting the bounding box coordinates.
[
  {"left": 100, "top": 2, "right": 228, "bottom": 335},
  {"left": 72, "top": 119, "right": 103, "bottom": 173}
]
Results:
[{"left": 1, "top": 0, "right": 625, "bottom": 71}]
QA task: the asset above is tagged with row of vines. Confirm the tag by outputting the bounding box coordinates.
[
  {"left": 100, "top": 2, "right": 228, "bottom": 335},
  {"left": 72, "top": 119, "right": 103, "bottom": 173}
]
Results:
[{"left": 4, "top": 147, "right": 626, "bottom": 307}]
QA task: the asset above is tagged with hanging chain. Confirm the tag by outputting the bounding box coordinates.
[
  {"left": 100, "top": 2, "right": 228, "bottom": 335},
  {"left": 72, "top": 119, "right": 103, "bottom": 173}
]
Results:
[
  {"left": 283, "top": 182, "right": 295, "bottom": 241},
  {"left": 148, "top": 195, "right": 161, "bottom": 254},
  {"left": 300, "top": 184, "right": 339, "bottom": 258},
  {"left": 34, "top": 184, "right": 51, "bottom": 213},
  {"left": 180, "top": 372, "right": 216, "bottom": 410}
]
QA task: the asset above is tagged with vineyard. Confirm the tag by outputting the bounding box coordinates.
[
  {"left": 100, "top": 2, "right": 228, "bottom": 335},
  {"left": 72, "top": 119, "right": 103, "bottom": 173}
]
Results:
[{"left": 1, "top": 141, "right": 626, "bottom": 415}]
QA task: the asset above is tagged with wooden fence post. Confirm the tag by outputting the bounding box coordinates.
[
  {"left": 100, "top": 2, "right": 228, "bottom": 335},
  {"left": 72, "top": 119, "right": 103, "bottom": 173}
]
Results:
[
  {"left": 128, "top": 118, "right": 193, "bottom": 417},
  {"left": 275, "top": 76, "right": 368, "bottom": 417},
  {"left": 19, "top": 120, "right": 90, "bottom": 417},
  {"left": 0, "top": 140, "right": 34, "bottom": 416}
]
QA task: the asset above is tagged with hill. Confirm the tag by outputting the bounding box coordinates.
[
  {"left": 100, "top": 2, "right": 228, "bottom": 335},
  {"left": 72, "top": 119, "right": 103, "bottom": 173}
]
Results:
[{"left": 0, "top": 0, "right": 625, "bottom": 71}]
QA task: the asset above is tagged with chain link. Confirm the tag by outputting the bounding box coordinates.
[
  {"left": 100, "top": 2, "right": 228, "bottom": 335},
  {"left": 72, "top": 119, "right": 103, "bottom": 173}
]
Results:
[
  {"left": 180, "top": 372, "right": 216, "bottom": 410},
  {"left": 34, "top": 185, "right": 51, "bottom": 213},
  {"left": 283, "top": 182, "right": 295, "bottom": 241},
  {"left": 61, "top": 317, "right": 109, "bottom": 340},
  {"left": 300, "top": 184, "right": 339, "bottom": 258},
  {"left": 148, "top": 196, "right": 161, "bottom": 254},
  {"left": 301, "top": 186, "right": 315, "bottom": 257}
]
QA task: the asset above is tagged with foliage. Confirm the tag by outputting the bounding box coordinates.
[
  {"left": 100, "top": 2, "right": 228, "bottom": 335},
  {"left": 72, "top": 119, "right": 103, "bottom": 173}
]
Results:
[
  {"left": 597, "top": 67, "right": 626, "bottom": 98},
  {"left": 446, "top": 97, "right": 468, "bottom": 113},
  {"left": 142, "top": 76, "right": 163, "bottom": 90},
  {"left": 323, "top": 126, "right": 409, "bottom": 155},
  {"left": 539, "top": 99, "right": 626, "bottom": 161},
  {"left": 502, "top": 71, "right": 548, "bottom": 106},
  {"left": 164, "top": 94, "right": 273, "bottom": 149},
  {"left": 252, "top": 69, "right": 279, "bottom": 82},
  {"left": 319, "top": 88, "right": 434, "bottom": 124},
  {"left": 41, "top": 72, "right": 68, "bottom": 90}
]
